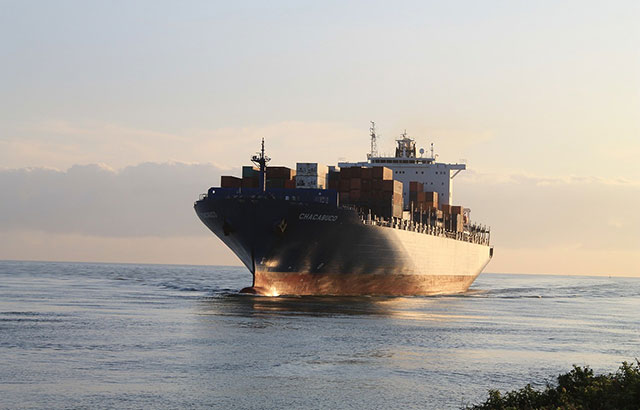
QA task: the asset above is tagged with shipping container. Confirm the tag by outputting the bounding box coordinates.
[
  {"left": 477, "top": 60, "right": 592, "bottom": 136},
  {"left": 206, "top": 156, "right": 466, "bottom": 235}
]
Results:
[
  {"left": 348, "top": 167, "right": 363, "bottom": 178},
  {"left": 266, "top": 166, "right": 295, "bottom": 180},
  {"left": 296, "top": 163, "right": 329, "bottom": 177},
  {"left": 241, "top": 177, "right": 258, "bottom": 188},
  {"left": 451, "top": 205, "right": 463, "bottom": 215},
  {"left": 295, "top": 175, "right": 326, "bottom": 189},
  {"left": 242, "top": 166, "right": 259, "bottom": 178},
  {"left": 361, "top": 168, "right": 373, "bottom": 180},
  {"left": 409, "top": 181, "right": 424, "bottom": 192},
  {"left": 424, "top": 191, "right": 438, "bottom": 204},
  {"left": 372, "top": 166, "right": 393, "bottom": 180},
  {"left": 267, "top": 178, "right": 286, "bottom": 189},
  {"left": 339, "top": 179, "right": 351, "bottom": 192},
  {"left": 221, "top": 176, "right": 242, "bottom": 188}
]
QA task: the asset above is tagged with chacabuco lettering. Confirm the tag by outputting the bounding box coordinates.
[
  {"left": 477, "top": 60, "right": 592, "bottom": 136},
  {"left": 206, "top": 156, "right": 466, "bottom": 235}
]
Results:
[{"left": 298, "top": 213, "right": 338, "bottom": 222}]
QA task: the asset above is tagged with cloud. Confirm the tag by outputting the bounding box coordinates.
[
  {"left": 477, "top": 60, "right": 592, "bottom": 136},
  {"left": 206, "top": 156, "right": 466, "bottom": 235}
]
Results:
[
  {"left": 0, "top": 162, "right": 228, "bottom": 237},
  {"left": 455, "top": 171, "right": 640, "bottom": 253}
]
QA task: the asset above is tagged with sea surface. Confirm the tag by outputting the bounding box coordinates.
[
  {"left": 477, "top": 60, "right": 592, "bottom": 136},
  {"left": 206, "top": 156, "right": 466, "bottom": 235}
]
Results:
[{"left": 0, "top": 261, "right": 638, "bottom": 409}]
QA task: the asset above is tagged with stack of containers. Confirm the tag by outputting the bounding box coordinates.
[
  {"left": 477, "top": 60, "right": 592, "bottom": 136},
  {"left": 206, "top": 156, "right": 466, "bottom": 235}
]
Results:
[
  {"left": 450, "top": 205, "right": 465, "bottom": 232},
  {"left": 408, "top": 181, "right": 442, "bottom": 224},
  {"left": 338, "top": 166, "right": 402, "bottom": 218},
  {"left": 439, "top": 204, "right": 465, "bottom": 232},
  {"left": 295, "top": 163, "right": 328, "bottom": 189},
  {"left": 266, "top": 166, "right": 296, "bottom": 189},
  {"left": 237, "top": 165, "right": 296, "bottom": 189},
  {"left": 241, "top": 166, "right": 259, "bottom": 188},
  {"left": 327, "top": 166, "right": 340, "bottom": 190}
]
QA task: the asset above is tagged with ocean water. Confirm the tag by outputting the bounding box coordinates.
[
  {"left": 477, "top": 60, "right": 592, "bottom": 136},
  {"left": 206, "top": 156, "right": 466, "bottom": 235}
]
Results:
[{"left": 0, "top": 261, "right": 638, "bottom": 409}]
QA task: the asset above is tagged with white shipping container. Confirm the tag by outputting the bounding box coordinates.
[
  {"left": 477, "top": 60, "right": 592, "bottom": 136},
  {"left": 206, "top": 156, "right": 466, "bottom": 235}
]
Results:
[
  {"left": 295, "top": 175, "right": 326, "bottom": 189},
  {"left": 296, "top": 163, "right": 329, "bottom": 177}
]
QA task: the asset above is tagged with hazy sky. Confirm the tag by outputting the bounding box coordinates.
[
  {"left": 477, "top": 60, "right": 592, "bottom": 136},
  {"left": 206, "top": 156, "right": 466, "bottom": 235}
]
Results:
[{"left": 1, "top": 1, "right": 638, "bottom": 276}]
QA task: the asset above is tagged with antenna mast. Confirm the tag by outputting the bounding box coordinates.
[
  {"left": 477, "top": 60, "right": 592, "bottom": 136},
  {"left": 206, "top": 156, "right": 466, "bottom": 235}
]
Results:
[
  {"left": 251, "top": 138, "right": 271, "bottom": 192},
  {"left": 369, "top": 121, "right": 378, "bottom": 159}
]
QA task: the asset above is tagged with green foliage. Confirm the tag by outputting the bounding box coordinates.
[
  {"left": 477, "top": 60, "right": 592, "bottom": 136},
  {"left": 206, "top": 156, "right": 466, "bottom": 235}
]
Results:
[{"left": 466, "top": 360, "right": 640, "bottom": 410}]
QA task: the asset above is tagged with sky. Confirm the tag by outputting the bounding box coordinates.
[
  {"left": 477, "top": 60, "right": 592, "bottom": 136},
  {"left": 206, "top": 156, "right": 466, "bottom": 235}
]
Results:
[{"left": 1, "top": 1, "right": 639, "bottom": 276}]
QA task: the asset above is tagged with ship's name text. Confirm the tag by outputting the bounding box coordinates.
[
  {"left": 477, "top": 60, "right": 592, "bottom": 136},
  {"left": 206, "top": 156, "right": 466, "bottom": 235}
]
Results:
[{"left": 298, "top": 213, "right": 338, "bottom": 222}]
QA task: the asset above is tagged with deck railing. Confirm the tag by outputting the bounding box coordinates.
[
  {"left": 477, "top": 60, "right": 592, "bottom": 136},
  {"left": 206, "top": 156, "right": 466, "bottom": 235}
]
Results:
[{"left": 359, "top": 213, "right": 490, "bottom": 246}]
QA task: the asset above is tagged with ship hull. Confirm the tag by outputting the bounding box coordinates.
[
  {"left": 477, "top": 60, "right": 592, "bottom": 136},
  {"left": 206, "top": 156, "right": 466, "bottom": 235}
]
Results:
[{"left": 195, "top": 189, "right": 491, "bottom": 296}]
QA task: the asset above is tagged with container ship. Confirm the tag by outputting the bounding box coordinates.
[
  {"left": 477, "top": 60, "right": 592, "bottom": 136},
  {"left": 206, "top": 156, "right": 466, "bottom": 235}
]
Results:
[{"left": 194, "top": 124, "right": 492, "bottom": 296}]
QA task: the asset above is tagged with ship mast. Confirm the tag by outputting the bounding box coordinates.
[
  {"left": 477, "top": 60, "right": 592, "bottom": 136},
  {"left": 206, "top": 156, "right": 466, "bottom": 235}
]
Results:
[
  {"left": 251, "top": 138, "right": 270, "bottom": 192},
  {"left": 368, "top": 121, "right": 378, "bottom": 160}
]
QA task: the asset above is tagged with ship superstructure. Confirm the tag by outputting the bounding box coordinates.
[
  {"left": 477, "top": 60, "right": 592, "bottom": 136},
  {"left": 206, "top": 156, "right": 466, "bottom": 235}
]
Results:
[
  {"left": 339, "top": 123, "right": 465, "bottom": 208},
  {"left": 194, "top": 125, "right": 492, "bottom": 296}
]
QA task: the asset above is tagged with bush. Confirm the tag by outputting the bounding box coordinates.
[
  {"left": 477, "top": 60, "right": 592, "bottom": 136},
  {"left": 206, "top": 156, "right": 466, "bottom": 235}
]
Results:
[{"left": 466, "top": 360, "right": 640, "bottom": 410}]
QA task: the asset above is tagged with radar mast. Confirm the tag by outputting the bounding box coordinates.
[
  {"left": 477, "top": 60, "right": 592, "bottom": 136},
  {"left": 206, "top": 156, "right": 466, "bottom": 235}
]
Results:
[
  {"left": 368, "top": 121, "right": 378, "bottom": 159},
  {"left": 251, "top": 138, "right": 271, "bottom": 192}
]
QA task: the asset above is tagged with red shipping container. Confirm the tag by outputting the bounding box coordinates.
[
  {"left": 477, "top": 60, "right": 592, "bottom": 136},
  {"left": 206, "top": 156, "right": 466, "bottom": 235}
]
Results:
[
  {"left": 339, "top": 179, "right": 351, "bottom": 192},
  {"left": 409, "top": 181, "right": 424, "bottom": 192},
  {"left": 266, "top": 166, "right": 295, "bottom": 180},
  {"left": 221, "top": 176, "right": 242, "bottom": 188},
  {"left": 361, "top": 168, "right": 373, "bottom": 180},
  {"left": 350, "top": 178, "right": 362, "bottom": 190}
]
